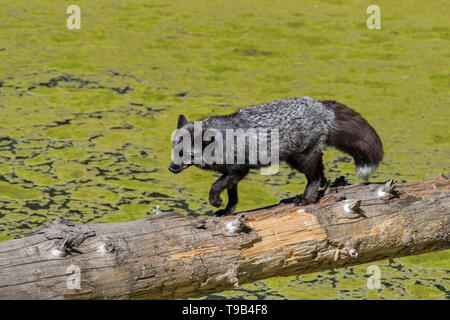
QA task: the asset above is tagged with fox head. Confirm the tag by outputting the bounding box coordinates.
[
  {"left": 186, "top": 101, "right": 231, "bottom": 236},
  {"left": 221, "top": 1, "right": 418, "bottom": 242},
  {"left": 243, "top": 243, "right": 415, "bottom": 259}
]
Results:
[
  {"left": 169, "top": 114, "right": 223, "bottom": 174},
  {"left": 168, "top": 114, "right": 195, "bottom": 174}
]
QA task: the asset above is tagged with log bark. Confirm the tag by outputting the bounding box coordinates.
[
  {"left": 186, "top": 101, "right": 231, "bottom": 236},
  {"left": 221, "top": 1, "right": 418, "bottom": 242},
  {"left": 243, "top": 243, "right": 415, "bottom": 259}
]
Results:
[{"left": 0, "top": 175, "right": 449, "bottom": 299}]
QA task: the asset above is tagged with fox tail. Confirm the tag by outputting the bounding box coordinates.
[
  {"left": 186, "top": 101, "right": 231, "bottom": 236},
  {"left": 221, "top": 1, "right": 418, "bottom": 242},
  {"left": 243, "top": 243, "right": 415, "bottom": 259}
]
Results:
[{"left": 322, "top": 100, "right": 384, "bottom": 181}]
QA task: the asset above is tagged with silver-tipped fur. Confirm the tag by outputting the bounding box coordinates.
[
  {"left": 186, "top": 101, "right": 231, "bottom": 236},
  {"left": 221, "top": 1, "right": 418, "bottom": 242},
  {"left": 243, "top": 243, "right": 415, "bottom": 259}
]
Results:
[{"left": 356, "top": 164, "right": 378, "bottom": 181}]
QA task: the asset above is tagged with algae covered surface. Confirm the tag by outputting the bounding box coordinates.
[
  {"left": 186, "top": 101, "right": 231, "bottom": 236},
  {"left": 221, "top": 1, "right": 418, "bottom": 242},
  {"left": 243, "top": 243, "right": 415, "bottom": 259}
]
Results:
[{"left": 0, "top": 0, "right": 449, "bottom": 299}]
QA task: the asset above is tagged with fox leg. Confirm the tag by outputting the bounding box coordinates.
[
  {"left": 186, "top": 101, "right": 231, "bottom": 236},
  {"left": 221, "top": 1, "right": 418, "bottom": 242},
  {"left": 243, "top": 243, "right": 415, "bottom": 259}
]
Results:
[
  {"left": 288, "top": 148, "right": 326, "bottom": 206},
  {"left": 209, "top": 170, "right": 247, "bottom": 216},
  {"left": 215, "top": 185, "right": 238, "bottom": 216}
]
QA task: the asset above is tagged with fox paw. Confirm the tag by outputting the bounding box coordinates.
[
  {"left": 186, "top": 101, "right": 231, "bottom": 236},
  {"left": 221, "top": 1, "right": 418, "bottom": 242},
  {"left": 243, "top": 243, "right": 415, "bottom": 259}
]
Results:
[
  {"left": 209, "top": 195, "right": 223, "bottom": 208},
  {"left": 215, "top": 208, "right": 235, "bottom": 216},
  {"left": 293, "top": 195, "right": 315, "bottom": 206}
]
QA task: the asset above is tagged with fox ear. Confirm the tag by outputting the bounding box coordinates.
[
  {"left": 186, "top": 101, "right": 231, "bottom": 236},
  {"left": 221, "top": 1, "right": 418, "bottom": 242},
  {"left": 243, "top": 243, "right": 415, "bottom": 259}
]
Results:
[{"left": 177, "top": 114, "right": 188, "bottom": 128}]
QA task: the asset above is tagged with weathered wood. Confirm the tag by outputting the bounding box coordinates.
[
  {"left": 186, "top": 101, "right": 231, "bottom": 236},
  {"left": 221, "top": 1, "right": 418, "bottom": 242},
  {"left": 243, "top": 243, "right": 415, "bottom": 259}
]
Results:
[{"left": 0, "top": 175, "right": 449, "bottom": 299}]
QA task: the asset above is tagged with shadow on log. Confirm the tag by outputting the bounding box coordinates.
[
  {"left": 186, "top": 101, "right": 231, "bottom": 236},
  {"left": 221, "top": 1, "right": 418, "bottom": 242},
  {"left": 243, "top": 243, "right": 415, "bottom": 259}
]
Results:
[{"left": 0, "top": 174, "right": 449, "bottom": 299}]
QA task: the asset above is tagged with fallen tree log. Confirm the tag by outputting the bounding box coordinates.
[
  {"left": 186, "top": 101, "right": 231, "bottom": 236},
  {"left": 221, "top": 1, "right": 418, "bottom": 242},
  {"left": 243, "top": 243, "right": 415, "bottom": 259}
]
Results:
[{"left": 0, "top": 175, "right": 449, "bottom": 299}]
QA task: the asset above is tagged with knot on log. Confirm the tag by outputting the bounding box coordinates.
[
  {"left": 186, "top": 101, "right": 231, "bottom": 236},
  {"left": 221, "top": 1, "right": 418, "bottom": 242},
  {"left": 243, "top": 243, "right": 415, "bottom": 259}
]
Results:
[
  {"left": 216, "top": 267, "right": 239, "bottom": 288},
  {"left": 152, "top": 205, "right": 162, "bottom": 216},
  {"left": 348, "top": 200, "right": 362, "bottom": 212},
  {"left": 348, "top": 248, "right": 359, "bottom": 258},
  {"left": 222, "top": 214, "right": 249, "bottom": 236},
  {"left": 333, "top": 245, "right": 359, "bottom": 260},
  {"left": 341, "top": 199, "right": 366, "bottom": 218},
  {"left": 436, "top": 173, "right": 447, "bottom": 181},
  {"left": 377, "top": 179, "right": 398, "bottom": 200},
  {"left": 193, "top": 218, "right": 208, "bottom": 229},
  {"left": 25, "top": 218, "right": 96, "bottom": 256},
  {"left": 98, "top": 241, "right": 115, "bottom": 254}
]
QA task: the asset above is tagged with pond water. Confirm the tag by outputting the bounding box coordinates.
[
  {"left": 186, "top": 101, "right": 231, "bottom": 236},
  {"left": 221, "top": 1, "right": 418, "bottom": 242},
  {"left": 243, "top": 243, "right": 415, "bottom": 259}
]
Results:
[{"left": 0, "top": 0, "right": 448, "bottom": 299}]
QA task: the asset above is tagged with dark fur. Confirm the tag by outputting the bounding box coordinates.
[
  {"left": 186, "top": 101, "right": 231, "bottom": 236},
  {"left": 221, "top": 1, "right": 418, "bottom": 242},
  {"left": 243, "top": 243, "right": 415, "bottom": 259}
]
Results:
[
  {"left": 169, "top": 98, "right": 383, "bottom": 216},
  {"left": 322, "top": 100, "right": 384, "bottom": 168}
]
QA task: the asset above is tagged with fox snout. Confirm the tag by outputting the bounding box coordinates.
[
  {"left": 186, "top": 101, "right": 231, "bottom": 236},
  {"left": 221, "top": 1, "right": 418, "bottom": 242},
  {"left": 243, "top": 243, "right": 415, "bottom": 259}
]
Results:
[{"left": 168, "top": 162, "right": 190, "bottom": 174}]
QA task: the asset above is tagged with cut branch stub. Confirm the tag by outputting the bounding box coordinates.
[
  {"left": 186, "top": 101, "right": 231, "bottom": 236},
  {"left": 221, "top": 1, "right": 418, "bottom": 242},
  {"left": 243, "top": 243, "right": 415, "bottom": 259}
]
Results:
[{"left": 25, "top": 218, "right": 96, "bottom": 256}]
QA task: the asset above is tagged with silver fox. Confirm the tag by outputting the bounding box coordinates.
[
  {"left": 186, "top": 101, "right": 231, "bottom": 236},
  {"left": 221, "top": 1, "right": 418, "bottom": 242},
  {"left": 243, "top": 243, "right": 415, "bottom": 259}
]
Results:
[{"left": 169, "top": 96, "right": 384, "bottom": 216}]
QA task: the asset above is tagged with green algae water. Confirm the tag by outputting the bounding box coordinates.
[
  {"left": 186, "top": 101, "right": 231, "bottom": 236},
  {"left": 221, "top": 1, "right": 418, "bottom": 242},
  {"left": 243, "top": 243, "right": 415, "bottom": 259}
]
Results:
[{"left": 0, "top": 0, "right": 448, "bottom": 299}]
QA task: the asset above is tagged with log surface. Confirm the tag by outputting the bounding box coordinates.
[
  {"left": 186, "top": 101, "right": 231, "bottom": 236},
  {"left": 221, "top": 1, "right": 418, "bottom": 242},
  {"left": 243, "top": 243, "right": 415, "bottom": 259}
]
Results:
[{"left": 0, "top": 175, "right": 449, "bottom": 299}]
